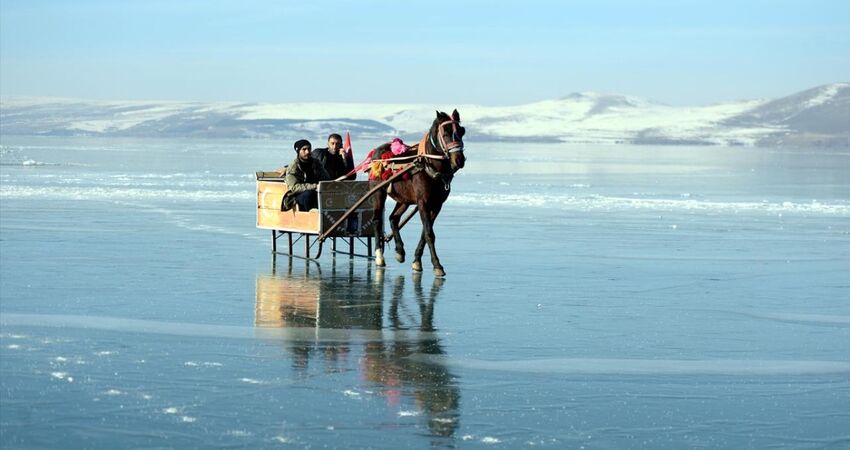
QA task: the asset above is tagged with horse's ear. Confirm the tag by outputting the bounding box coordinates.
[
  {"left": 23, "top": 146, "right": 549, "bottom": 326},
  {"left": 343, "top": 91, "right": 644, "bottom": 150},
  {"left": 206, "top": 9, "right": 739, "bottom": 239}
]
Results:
[
  {"left": 435, "top": 110, "right": 441, "bottom": 118},
  {"left": 452, "top": 109, "right": 460, "bottom": 121}
]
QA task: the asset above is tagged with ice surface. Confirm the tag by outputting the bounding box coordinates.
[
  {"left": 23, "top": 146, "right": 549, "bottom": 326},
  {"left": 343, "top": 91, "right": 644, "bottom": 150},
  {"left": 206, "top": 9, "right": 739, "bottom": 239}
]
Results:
[{"left": 1, "top": 136, "right": 848, "bottom": 449}]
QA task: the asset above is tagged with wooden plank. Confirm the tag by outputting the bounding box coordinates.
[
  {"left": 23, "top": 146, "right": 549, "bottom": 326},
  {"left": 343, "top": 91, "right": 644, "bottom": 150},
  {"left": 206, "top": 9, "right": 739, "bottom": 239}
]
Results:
[
  {"left": 256, "top": 171, "right": 285, "bottom": 180},
  {"left": 258, "top": 180, "right": 288, "bottom": 195},
  {"left": 257, "top": 208, "right": 320, "bottom": 233},
  {"left": 257, "top": 180, "right": 321, "bottom": 233},
  {"left": 258, "top": 191, "right": 285, "bottom": 210}
]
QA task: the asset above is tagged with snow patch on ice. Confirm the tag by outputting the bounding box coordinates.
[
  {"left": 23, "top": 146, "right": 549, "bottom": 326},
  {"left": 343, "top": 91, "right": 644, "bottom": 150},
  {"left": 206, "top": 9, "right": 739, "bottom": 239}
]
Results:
[
  {"left": 0, "top": 185, "right": 251, "bottom": 202},
  {"left": 225, "top": 430, "right": 253, "bottom": 437},
  {"left": 51, "top": 372, "right": 73, "bottom": 382},
  {"left": 449, "top": 193, "right": 850, "bottom": 216},
  {"left": 343, "top": 390, "right": 362, "bottom": 399},
  {"left": 185, "top": 361, "right": 223, "bottom": 367}
]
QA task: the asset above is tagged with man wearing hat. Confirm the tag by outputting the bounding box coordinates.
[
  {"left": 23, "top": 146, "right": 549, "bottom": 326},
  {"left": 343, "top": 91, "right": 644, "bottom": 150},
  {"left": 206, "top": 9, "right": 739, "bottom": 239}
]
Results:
[{"left": 281, "top": 139, "right": 331, "bottom": 211}]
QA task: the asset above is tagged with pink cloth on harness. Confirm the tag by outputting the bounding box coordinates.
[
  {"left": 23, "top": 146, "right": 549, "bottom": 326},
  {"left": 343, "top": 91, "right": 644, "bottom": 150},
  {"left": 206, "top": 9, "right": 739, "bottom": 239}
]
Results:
[{"left": 390, "top": 138, "right": 406, "bottom": 155}]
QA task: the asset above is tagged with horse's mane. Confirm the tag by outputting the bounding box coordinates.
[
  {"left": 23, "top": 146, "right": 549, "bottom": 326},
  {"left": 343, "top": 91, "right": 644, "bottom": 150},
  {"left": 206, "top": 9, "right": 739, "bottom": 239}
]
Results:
[{"left": 371, "top": 113, "right": 451, "bottom": 162}]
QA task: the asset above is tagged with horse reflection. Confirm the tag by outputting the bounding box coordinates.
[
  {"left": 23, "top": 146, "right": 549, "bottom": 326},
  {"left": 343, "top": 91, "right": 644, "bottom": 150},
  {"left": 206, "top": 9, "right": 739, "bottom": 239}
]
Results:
[
  {"left": 255, "top": 260, "right": 459, "bottom": 439},
  {"left": 360, "top": 273, "right": 458, "bottom": 437}
]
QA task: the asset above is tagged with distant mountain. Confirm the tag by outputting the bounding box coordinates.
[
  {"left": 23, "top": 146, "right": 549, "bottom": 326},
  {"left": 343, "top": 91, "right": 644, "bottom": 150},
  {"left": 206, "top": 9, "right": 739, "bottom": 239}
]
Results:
[
  {"left": 722, "top": 83, "right": 850, "bottom": 147},
  {"left": 1, "top": 83, "right": 848, "bottom": 147}
]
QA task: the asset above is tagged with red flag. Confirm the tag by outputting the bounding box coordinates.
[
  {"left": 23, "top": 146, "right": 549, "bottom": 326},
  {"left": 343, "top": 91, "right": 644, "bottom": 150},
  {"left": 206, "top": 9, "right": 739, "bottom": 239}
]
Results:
[{"left": 343, "top": 131, "right": 353, "bottom": 162}]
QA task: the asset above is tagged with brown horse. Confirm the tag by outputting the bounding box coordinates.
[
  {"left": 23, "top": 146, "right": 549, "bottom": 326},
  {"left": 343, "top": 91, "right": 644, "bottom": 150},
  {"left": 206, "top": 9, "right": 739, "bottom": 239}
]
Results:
[{"left": 372, "top": 110, "right": 466, "bottom": 277}]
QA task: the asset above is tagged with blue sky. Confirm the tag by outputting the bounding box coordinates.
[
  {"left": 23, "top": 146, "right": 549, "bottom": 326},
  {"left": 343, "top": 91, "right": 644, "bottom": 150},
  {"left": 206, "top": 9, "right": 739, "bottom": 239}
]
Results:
[{"left": 1, "top": 0, "right": 848, "bottom": 105}]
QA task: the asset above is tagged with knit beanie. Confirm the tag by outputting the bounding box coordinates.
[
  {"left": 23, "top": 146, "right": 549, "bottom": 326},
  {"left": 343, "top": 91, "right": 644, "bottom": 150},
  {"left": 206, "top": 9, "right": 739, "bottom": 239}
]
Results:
[{"left": 293, "top": 139, "right": 311, "bottom": 151}]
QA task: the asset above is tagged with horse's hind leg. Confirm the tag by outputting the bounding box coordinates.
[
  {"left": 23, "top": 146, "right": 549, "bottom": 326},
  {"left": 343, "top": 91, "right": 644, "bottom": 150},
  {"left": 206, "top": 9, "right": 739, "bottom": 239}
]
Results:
[
  {"left": 373, "top": 189, "right": 387, "bottom": 267},
  {"left": 388, "top": 203, "right": 409, "bottom": 263}
]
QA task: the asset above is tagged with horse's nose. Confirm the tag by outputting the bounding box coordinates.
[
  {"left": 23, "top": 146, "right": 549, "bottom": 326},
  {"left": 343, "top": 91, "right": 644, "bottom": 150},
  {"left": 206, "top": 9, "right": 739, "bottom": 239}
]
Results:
[{"left": 452, "top": 152, "right": 466, "bottom": 170}]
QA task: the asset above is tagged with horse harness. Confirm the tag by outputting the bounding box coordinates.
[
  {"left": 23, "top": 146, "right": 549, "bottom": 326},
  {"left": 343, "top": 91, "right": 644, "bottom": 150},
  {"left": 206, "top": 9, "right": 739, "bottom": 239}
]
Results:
[{"left": 374, "top": 123, "right": 460, "bottom": 193}]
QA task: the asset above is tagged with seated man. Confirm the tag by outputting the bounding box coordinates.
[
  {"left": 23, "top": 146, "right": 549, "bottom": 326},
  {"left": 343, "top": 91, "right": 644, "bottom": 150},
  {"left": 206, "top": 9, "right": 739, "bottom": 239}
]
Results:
[
  {"left": 311, "top": 133, "right": 355, "bottom": 180},
  {"left": 281, "top": 139, "right": 331, "bottom": 212}
]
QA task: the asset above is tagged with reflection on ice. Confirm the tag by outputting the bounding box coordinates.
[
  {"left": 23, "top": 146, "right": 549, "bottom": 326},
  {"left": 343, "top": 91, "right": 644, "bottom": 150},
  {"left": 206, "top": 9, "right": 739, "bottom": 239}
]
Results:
[{"left": 255, "top": 257, "right": 460, "bottom": 438}]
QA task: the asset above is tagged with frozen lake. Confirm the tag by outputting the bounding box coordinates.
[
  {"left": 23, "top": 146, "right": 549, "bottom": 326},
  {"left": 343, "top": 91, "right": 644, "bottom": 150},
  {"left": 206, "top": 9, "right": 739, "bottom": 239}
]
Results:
[{"left": 1, "top": 136, "right": 849, "bottom": 449}]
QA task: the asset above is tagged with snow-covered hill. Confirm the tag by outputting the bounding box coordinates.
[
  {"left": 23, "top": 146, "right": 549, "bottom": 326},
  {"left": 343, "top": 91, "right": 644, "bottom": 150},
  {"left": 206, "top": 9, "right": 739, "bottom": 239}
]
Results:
[{"left": 1, "top": 83, "right": 848, "bottom": 147}]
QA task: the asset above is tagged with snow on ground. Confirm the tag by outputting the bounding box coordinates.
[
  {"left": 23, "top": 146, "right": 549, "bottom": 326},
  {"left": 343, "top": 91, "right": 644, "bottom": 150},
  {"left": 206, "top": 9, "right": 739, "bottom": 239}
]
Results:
[{"left": 3, "top": 83, "right": 846, "bottom": 145}]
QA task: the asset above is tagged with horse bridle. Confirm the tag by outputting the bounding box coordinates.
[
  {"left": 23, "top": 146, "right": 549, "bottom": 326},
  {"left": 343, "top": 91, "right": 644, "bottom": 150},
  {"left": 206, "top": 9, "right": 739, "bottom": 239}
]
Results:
[{"left": 429, "top": 120, "right": 464, "bottom": 157}]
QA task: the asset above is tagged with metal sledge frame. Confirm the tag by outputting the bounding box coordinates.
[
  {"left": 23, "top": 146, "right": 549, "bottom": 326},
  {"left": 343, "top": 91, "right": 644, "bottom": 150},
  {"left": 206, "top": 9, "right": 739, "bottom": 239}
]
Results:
[{"left": 271, "top": 230, "right": 373, "bottom": 260}]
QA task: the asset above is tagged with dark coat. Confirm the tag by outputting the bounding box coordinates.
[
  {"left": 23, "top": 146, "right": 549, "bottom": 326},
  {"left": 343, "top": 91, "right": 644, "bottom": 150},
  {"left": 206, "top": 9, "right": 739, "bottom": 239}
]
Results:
[{"left": 312, "top": 147, "right": 355, "bottom": 180}]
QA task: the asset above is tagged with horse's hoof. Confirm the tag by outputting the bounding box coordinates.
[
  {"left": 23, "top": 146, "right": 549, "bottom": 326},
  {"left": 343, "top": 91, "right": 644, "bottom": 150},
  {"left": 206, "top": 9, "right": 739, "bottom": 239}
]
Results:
[
  {"left": 434, "top": 267, "right": 446, "bottom": 277},
  {"left": 412, "top": 261, "right": 423, "bottom": 272},
  {"left": 395, "top": 252, "right": 405, "bottom": 263},
  {"left": 375, "top": 249, "right": 386, "bottom": 267}
]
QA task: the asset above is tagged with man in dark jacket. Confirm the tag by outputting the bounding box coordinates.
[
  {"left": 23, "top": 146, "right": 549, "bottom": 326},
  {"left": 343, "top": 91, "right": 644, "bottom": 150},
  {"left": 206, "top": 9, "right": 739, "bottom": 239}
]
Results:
[
  {"left": 281, "top": 139, "right": 331, "bottom": 211},
  {"left": 311, "top": 133, "right": 355, "bottom": 180}
]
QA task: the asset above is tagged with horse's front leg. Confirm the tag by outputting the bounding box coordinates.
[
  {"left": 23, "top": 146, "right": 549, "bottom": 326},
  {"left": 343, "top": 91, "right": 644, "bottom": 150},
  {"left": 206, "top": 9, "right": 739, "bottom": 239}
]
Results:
[
  {"left": 412, "top": 203, "right": 444, "bottom": 277},
  {"left": 373, "top": 189, "right": 387, "bottom": 267},
  {"left": 388, "top": 203, "right": 409, "bottom": 263}
]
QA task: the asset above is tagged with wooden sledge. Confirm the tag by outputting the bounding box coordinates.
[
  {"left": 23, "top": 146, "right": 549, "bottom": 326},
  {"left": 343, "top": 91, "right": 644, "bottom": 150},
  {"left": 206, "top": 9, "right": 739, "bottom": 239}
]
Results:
[{"left": 256, "top": 172, "right": 379, "bottom": 259}]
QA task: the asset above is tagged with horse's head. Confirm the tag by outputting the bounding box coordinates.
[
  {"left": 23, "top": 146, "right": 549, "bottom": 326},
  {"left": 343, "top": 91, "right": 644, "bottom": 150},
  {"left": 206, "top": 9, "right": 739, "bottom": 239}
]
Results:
[{"left": 430, "top": 109, "right": 466, "bottom": 171}]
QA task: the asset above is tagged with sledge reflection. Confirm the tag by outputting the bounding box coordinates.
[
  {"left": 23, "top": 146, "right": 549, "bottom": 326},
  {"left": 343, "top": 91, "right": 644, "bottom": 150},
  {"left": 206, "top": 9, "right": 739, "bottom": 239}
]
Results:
[{"left": 255, "top": 258, "right": 460, "bottom": 438}]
